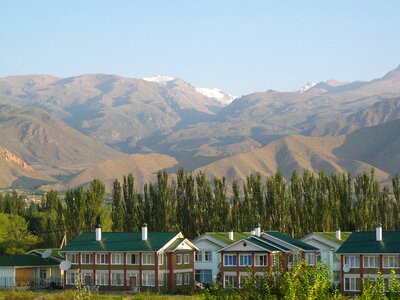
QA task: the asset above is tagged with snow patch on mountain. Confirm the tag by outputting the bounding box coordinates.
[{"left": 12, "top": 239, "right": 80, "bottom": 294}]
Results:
[
  {"left": 142, "top": 75, "right": 175, "bottom": 83},
  {"left": 196, "top": 87, "right": 236, "bottom": 105},
  {"left": 297, "top": 82, "right": 316, "bottom": 93}
]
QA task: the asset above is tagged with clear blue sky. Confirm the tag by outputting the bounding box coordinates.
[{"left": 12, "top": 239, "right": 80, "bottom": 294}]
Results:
[{"left": 1, "top": 0, "right": 399, "bottom": 96}]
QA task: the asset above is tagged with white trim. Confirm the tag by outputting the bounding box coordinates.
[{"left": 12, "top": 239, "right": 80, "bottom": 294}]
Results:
[
  {"left": 218, "top": 238, "right": 275, "bottom": 253},
  {"left": 261, "top": 232, "right": 307, "bottom": 251},
  {"left": 157, "top": 232, "right": 183, "bottom": 253},
  {"left": 250, "top": 235, "right": 290, "bottom": 252},
  {"left": 343, "top": 274, "right": 361, "bottom": 292},
  {"left": 173, "top": 268, "right": 193, "bottom": 273}
]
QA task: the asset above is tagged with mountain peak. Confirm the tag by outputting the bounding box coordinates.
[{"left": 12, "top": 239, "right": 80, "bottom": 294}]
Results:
[
  {"left": 142, "top": 75, "right": 175, "bottom": 83},
  {"left": 382, "top": 65, "right": 400, "bottom": 80},
  {"left": 195, "top": 87, "right": 236, "bottom": 105},
  {"left": 297, "top": 82, "right": 316, "bottom": 93}
]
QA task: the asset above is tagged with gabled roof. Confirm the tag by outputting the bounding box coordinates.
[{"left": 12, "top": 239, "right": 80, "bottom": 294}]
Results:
[
  {"left": 61, "top": 231, "right": 181, "bottom": 252},
  {"left": 217, "top": 236, "right": 284, "bottom": 253},
  {"left": 302, "top": 232, "right": 351, "bottom": 248},
  {"left": 164, "top": 238, "right": 198, "bottom": 252},
  {"left": 245, "top": 236, "right": 287, "bottom": 252},
  {"left": 26, "top": 248, "right": 64, "bottom": 261},
  {"left": 194, "top": 232, "right": 250, "bottom": 247},
  {"left": 312, "top": 232, "right": 351, "bottom": 244},
  {"left": 263, "top": 231, "right": 318, "bottom": 251},
  {"left": 336, "top": 231, "right": 400, "bottom": 254},
  {"left": 0, "top": 255, "right": 59, "bottom": 267}
]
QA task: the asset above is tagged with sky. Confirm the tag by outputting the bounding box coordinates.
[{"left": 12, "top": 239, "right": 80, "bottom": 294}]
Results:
[{"left": 1, "top": 0, "right": 400, "bottom": 96}]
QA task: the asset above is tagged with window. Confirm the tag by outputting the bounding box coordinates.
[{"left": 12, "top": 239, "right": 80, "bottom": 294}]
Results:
[
  {"left": 184, "top": 273, "right": 190, "bottom": 285},
  {"left": 142, "top": 253, "right": 155, "bottom": 265},
  {"left": 96, "top": 253, "right": 109, "bottom": 265},
  {"left": 239, "top": 254, "right": 252, "bottom": 266},
  {"left": 142, "top": 273, "right": 155, "bottom": 286},
  {"left": 383, "top": 256, "right": 399, "bottom": 268},
  {"left": 305, "top": 253, "right": 315, "bottom": 265},
  {"left": 176, "top": 273, "right": 183, "bottom": 286},
  {"left": 184, "top": 254, "right": 190, "bottom": 264},
  {"left": 204, "top": 251, "right": 212, "bottom": 262},
  {"left": 66, "top": 253, "right": 78, "bottom": 264},
  {"left": 158, "top": 254, "right": 164, "bottom": 265},
  {"left": 127, "top": 254, "right": 139, "bottom": 265},
  {"left": 288, "top": 253, "right": 301, "bottom": 264},
  {"left": 224, "top": 275, "right": 236, "bottom": 288},
  {"left": 224, "top": 254, "right": 237, "bottom": 266},
  {"left": 81, "top": 272, "right": 93, "bottom": 285},
  {"left": 66, "top": 272, "right": 76, "bottom": 285},
  {"left": 195, "top": 269, "right": 212, "bottom": 284},
  {"left": 345, "top": 256, "right": 360, "bottom": 268},
  {"left": 111, "top": 272, "right": 124, "bottom": 286},
  {"left": 40, "top": 269, "right": 47, "bottom": 280},
  {"left": 344, "top": 276, "right": 361, "bottom": 291},
  {"left": 364, "top": 256, "right": 379, "bottom": 268},
  {"left": 81, "top": 253, "right": 93, "bottom": 264},
  {"left": 176, "top": 254, "right": 182, "bottom": 265},
  {"left": 195, "top": 251, "right": 202, "bottom": 262},
  {"left": 96, "top": 272, "right": 109, "bottom": 285},
  {"left": 111, "top": 253, "right": 123, "bottom": 265},
  {"left": 159, "top": 273, "right": 164, "bottom": 286},
  {"left": 255, "top": 254, "right": 268, "bottom": 266}
]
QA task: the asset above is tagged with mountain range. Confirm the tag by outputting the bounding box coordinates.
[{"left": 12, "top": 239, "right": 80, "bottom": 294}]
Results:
[{"left": 0, "top": 65, "right": 399, "bottom": 192}]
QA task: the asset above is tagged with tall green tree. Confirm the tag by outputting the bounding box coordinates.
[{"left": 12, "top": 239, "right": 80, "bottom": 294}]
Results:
[
  {"left": 64, "top": 187, "right": 86, "bottom": 239},
  {"left": 111, "top": 179, "right": 125, "bottom": 232},
  {"left": 84, "top": 179, "right": 105, "bottom": 231}
]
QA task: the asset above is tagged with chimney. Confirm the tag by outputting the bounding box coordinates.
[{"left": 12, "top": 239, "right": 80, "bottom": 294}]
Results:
[
  {"left": 228, "top": 230, "right": 234, "bottom": 241},
  {"left": 255, "top": 224, "right": 261, "bottom": 237},
  {"left": 95, "top": 224, "right": 102, "bottom": 241},
  {"left": 142, "top": 223, "right": 148, "bottom": 241},
  {"left": 376, "top": 224, "right": 382, "bottom": 242},
  {"left": 335, "top": 229, "right": 341, "bottom": 240}
]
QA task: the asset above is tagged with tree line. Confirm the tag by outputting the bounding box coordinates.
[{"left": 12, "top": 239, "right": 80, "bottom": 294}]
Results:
[{"left": 0, "top": 168, "right": 399, "bottom": 253}]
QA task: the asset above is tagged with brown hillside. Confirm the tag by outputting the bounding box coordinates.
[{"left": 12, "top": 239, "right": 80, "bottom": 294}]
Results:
[
  {"left": 0, "top": 106, "right": 121, "bottom": 171},
  {"left": 0, "top": 146, "right": 54, "bottom": 189},
  {"left": 197, "top": 131, "right": 391, "bottom": 185},
  {"left": 58, "top": 153, "right": 178, "bottom": 193}
]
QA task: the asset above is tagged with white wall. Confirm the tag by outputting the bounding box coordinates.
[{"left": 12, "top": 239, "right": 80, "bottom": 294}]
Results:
[
  {"left": 0, "top": 267, "right": 15, "bottom": 288},
  {"left": 193, "top": 240, "right": 221, "bottom": 284}
]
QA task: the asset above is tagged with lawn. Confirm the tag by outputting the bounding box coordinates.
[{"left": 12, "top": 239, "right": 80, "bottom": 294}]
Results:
[{"left": 0, "top": 290, "right": 202, "bottom": 300}]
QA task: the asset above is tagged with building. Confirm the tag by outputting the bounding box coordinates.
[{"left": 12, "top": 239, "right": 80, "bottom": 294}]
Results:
[
  {"left": 192, "top": 231, "right": 249, "bottom": 287},
  {"left": 0, "top": 254, "right": 61, "bottom": 289},
  {"left": 217, "top": 226, "right": 320, "bottom": 288},
  {"left": 260, "top": 230, "right": 320, "bottom": 267},
  {"left": 301, "top": 230, "right": 351, "bottom": 284},
  {"left": 60, "top": 224, "right": 198, "bottom": 292},
  {"left": 336, "top": 224, "right": 400, "bottom": 295}
]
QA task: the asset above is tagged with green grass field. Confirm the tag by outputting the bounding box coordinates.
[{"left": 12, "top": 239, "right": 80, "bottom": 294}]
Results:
[{"left": 0, "top": 290, "right": 202, "bottom": 300}]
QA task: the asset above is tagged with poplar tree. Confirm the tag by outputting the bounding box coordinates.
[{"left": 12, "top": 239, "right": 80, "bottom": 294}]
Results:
[
  {"left": 64, "top": 187, "right": 85, "bottom": 239},
  {"left": 125, "top": 173, "right": 139, "bottom": 231},
  {"left": 111, "top": 179, "right": 125, "bottom": 232},
  {"left": 84, "top": 179, "right": 105, "bottom": 231}
]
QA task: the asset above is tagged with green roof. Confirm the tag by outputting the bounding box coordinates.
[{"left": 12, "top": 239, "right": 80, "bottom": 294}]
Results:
[
  {"left": 264, "top": 231, "right": 318, "bottom": 251},
  {"left": 29, "top": 248, "right": 64, "bottom": 260},
  {"left": 0, "top": 255, "right": 59, "bottom": 267},
  {"left": 61, "top": 232, "right": 179, "bottom": 252},
  {"left": 204, "top": 232, "right": 250, "bottom": 245},
  {"left": 312, "top": 232, "right": 351, "bottom": 245},
  {"left": 336, "top": 231, "right": 400, "bottom": 254},
  {"left": 245, "top": 236, "right": 284, "bottom": 252}
]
